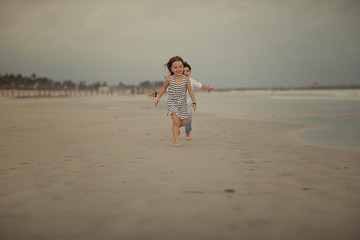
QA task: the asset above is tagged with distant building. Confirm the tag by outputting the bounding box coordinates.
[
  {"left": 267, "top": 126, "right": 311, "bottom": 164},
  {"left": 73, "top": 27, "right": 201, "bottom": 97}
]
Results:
[{"left": 98, "top": 86, "right": 110, "bottom": 94}]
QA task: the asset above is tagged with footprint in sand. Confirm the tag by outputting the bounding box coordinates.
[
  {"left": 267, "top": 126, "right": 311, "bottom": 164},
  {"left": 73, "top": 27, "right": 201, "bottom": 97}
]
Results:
[
  {"left": 301, "top": 187, "right": 314, "bottom": 191},
  {"left": 244, "top": 160, "right": 256, "bottom": 164},
  {"left": 225, "top": 189, "right": 235, "bottom": 193},
  {"left": 245, "top": 219, "right": 271, "bottom": 228}
]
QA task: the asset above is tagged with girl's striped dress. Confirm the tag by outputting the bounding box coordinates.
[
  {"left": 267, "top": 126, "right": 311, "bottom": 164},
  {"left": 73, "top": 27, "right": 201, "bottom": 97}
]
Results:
[{"left": 166, "top": 75, "right": 188, "bottom": 120}]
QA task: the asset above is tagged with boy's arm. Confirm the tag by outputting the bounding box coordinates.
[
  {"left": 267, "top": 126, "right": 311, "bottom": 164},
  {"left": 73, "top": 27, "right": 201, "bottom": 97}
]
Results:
[
  {"left": 201, "top": 84, "right": 215, "bottom": 93},
  {"left": 190, "top": 78, "right": 215, "bottom": 93},
  {"left": 147, "top": 81, "right": 168, "bottom": 99}
]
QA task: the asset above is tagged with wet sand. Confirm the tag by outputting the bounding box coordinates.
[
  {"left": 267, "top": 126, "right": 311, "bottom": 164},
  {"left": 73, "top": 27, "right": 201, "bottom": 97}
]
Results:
[{"left": 0, "top": 96, "right": 359, "bottom": 240}]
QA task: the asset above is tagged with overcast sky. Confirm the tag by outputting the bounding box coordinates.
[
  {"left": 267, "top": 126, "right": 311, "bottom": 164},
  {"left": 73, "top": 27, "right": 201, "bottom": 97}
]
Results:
[{"left": 1, "top": 0, "right": 359, "bottom": 88}]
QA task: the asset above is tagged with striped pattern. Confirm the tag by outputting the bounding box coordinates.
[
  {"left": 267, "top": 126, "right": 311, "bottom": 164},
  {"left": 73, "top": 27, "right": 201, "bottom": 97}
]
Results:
[{"left": 166, "top": 75, "right": 188, "bottom": 120}]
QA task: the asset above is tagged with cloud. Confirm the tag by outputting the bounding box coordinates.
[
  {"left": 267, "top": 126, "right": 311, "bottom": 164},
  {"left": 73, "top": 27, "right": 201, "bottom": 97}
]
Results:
[{"left": 0, "top": 0, "right": 359, "bottom": 87}]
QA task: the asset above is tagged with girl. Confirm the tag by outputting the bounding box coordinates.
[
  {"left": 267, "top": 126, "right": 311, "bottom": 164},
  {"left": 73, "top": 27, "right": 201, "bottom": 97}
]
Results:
[
  {"left": 155, "top": 56, "right": 197, "bottom": 147},
  {"left": 149, "top": 62, "right": 214, "bottom": 140}
]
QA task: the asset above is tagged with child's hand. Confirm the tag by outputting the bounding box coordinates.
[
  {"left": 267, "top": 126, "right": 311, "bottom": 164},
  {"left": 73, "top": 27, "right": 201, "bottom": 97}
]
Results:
[
  {"left": 208, "top": 87, "right": 215, "bottom": 93},
  {"left": 155, "top": 98, "right": 160, "bottom": 107},
  {"left": 147, "top": 92, "right": 155, "bottom": 99},
  {"left": 193, "top": 103, "right": 197, "bottom": 111}
]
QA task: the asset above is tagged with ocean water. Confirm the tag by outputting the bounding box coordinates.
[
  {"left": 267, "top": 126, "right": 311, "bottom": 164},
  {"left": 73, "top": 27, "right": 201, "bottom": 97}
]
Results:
[{"left": 195, "top": 89, "right": 360, "bottom": 149}]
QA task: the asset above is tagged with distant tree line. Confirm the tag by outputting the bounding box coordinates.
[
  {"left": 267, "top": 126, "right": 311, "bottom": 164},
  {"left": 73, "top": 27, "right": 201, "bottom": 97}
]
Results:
[{"left": 0, "top": 73, "right": 163, "bottom": 92}]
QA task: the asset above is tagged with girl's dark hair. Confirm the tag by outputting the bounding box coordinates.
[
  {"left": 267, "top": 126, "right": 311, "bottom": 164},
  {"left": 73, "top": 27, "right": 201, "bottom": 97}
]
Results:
[
  {"left": 183, "top": 61, "right": 191, "bottom": 71},
  {"left": 164, "top": 56, "right": 184, "bottom": 75}
]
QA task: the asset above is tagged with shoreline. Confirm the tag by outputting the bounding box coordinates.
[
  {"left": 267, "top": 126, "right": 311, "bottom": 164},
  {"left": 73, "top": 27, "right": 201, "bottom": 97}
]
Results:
[
  {"left": 194, "top": 90, "right": 360, "bottom": 150},
  {"left": 1, "top": 96, "right": 359, "bottom": 240},
  {"left": 1, "top": 87, "right": 360, "bottom": 100}
]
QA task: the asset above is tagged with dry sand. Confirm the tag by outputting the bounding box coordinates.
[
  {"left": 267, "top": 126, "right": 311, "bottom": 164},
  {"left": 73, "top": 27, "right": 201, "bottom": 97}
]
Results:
[{"left": 0, "top": 95, "right": 359, "bottom": 240}]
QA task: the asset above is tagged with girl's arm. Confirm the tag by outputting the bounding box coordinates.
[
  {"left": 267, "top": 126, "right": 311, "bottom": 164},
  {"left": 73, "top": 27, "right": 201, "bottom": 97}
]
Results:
[
  {"left": 155, "top": 77, "right": 170, "bottom": 107},
  {"left": 186, "top": 77, "right": 197, "bottom": 111},
  {"left": 156, "top": 85, "right": 167, "bottom": 97}
]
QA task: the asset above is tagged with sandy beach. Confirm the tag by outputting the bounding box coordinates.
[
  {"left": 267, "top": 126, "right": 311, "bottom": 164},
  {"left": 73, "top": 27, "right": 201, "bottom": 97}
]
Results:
[{"left": 0, "top": 95, "right": 359, "bottom": 240}]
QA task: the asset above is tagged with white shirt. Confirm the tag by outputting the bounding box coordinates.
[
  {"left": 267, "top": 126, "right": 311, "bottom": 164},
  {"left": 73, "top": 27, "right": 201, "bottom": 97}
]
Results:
[{"left": 186, "top": 77, "right": 202, "bottom": 104}]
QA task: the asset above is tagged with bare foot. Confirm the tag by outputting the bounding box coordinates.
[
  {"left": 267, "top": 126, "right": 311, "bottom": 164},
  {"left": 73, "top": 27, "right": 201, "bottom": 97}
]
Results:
[
  {"left": 173, "top": 143, "right": 181, "bottom": 147},
  {"left": 186, "top": 133, "right": 192, "bottom": 140}
]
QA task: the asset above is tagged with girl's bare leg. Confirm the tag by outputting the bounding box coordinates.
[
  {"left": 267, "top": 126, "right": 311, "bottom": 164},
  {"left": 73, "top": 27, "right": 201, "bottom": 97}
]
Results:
[
  {"left": 171, "top": 114, "right": 181, "bottom": 147},
  {"left": 178, "top": 119, "right": 187, "bottom": 136},
  {"left": 179, "top": 119, "right": 187, "bottom": 128}
]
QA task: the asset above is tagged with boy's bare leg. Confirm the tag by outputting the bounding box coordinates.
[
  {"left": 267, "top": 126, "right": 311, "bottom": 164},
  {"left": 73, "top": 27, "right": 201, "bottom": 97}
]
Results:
[{"left": 186, "top": 133, "right": 192, "bottom": 140}]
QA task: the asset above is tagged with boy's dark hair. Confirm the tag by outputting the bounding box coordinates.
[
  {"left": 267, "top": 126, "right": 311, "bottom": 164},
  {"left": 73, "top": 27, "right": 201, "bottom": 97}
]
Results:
[{"left": 183, "top": 61, "right": 191, "bottom": 71}]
